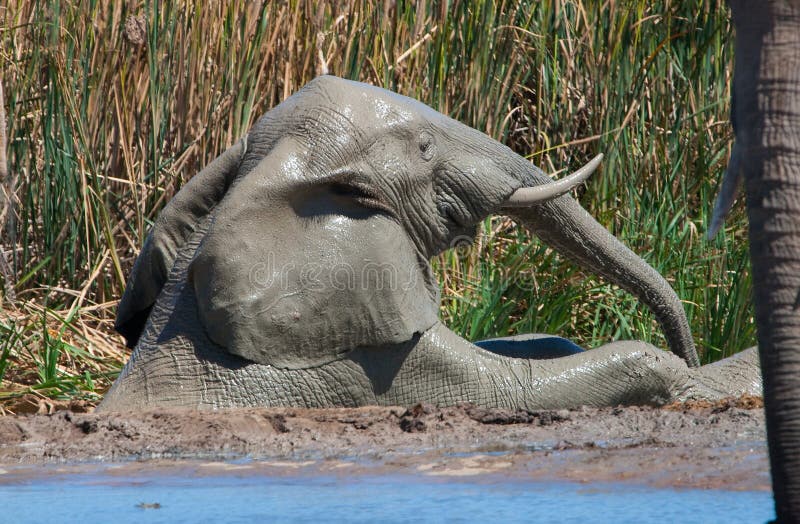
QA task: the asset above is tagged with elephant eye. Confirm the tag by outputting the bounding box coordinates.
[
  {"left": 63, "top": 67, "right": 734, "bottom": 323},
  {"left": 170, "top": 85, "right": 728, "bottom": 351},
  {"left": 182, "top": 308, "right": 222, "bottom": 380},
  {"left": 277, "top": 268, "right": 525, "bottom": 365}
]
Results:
[{"left": 418, "top": 131, "right": 436, "bottom": 161}]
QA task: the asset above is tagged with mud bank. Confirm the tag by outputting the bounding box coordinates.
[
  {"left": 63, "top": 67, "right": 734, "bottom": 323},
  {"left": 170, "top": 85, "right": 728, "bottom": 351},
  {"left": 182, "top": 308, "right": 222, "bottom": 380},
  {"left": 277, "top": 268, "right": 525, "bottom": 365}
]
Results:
[{"left": 0, "top": 397, "right": 767, "bottom": 490}]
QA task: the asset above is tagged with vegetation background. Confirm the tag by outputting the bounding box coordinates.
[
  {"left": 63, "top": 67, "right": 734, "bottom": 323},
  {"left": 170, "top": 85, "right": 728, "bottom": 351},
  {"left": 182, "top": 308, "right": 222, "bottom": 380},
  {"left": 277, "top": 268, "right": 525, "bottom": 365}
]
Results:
[{"left": 0, "top": 0, "right": 752, "bottom": 411}]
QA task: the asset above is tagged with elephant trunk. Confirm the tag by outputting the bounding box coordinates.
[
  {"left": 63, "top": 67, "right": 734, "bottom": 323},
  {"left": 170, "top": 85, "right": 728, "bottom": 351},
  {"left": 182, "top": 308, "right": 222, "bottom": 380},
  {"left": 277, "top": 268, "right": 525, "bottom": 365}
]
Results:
[{"left": 503, "top": 157, "right": 699, "bottom": 367}]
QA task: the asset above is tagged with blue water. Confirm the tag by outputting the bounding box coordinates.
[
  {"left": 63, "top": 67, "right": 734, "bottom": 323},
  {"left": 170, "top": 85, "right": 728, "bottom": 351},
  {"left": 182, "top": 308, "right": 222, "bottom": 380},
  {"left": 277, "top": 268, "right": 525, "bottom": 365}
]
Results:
[{"left": 0, "top": 465, "right": 775, "bottom": 524}]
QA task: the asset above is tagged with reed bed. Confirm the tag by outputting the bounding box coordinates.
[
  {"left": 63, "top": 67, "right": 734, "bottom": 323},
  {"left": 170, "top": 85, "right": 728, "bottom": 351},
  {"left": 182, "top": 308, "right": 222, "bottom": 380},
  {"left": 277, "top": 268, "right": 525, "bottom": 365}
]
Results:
[{"left": 0, "top": 0, "right": 752, "bottom": 410}]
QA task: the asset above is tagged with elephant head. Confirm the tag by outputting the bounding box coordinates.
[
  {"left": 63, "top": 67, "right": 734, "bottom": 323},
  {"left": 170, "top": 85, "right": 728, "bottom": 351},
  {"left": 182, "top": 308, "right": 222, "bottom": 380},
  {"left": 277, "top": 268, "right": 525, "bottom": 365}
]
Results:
[
  {"left": 101, "top": 75, "right": 751, "bottom": 414},
  {"left": 116, "top": 76, "right": 606, "bottom": 370}
]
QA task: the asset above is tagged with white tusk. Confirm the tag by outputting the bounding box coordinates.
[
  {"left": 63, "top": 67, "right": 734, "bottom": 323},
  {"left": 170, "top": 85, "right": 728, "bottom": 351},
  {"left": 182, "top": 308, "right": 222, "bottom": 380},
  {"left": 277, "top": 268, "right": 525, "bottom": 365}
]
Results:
[{"left": 501, "top": 153, "right": 603, "bottom": 207}]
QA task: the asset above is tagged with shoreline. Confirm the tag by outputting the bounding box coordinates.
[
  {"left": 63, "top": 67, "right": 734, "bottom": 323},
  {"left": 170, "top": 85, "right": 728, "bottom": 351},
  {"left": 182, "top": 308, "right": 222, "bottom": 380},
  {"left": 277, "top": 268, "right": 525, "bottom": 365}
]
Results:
[{"left": 0, "top": 397, "right": 769, "bottom": 491}]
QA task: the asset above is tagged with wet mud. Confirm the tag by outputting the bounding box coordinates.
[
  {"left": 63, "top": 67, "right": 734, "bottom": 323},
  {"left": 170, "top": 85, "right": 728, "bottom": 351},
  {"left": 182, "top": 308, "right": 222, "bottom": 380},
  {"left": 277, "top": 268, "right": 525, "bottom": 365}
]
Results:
[{"left": 0, "top": 397, "right": 768, "bottom": 490}]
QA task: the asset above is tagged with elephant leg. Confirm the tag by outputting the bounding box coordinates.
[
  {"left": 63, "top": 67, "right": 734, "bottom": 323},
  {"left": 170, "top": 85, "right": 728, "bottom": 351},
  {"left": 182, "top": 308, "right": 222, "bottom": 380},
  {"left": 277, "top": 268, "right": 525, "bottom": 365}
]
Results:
[
  {"left": 685, "top": 347, "right": 762, "bottom": 400},
  {"left": 474, "top": 336, "right": 760, "bottom": 399},
  {"left": 360, "top": 323, "right": 763, "bottom": 410},
  {"left": 474, "top": 336, "right": 761, "bottom": 399},
  {"left": 362, "top": 324, "right": 693, "bottom": 409},
  {"left": 726, "top": 2, "right": 800, "bottom": 520}
]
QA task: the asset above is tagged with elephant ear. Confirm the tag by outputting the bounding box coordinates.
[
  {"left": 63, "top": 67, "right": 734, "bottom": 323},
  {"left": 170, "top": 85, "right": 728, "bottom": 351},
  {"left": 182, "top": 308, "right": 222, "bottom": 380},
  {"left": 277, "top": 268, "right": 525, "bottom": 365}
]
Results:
[
  {"left": 115, "top": 139, "right": 247, "bottom": 347},
  {"left": 188, "top": 138, "right": 440, "bottom": 370}
]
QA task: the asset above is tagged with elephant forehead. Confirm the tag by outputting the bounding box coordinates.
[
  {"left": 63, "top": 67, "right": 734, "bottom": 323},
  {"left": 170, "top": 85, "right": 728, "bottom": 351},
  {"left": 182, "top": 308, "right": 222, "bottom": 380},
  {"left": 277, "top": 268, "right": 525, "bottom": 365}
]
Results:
[
  {"left": 365, "top": 95, "right": 413, "bottom": 127},
  {"left": 321, "top": 94, "right": 418, "bottom": 138},
  {"left": 309, "top": 76, "right": 442, "bottom": 131}
]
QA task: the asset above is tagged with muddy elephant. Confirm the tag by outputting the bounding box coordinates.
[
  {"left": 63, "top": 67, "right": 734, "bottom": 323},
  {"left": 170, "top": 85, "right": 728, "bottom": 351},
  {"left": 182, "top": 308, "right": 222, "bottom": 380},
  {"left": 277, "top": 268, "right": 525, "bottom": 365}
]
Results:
[
  {"left": 711, "top": 2, "right": 800, "bottom": 521},
  {"left": 100, "top": 76, "right": 760, "bottom": 412}
]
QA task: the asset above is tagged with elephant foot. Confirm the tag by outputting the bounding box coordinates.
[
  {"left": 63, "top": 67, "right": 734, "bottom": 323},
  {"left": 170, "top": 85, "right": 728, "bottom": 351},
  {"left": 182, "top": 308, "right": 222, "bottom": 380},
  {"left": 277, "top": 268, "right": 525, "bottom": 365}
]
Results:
[
  {"left": 572, "top": 342, "right": 763, "bottom": 404},
  {"left": 679, "top": 346, "right": 762, "bottom": 401}
]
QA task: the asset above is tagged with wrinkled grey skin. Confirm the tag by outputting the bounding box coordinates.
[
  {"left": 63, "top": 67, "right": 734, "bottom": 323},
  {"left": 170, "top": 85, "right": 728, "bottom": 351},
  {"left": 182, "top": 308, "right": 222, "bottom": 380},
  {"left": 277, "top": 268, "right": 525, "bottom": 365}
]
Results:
[
  {"left": 100, "top": 76, "right": 761, "bottom": 412},
  {"left": 712, "top": 3, "right": 800, "bottom": 521}
]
